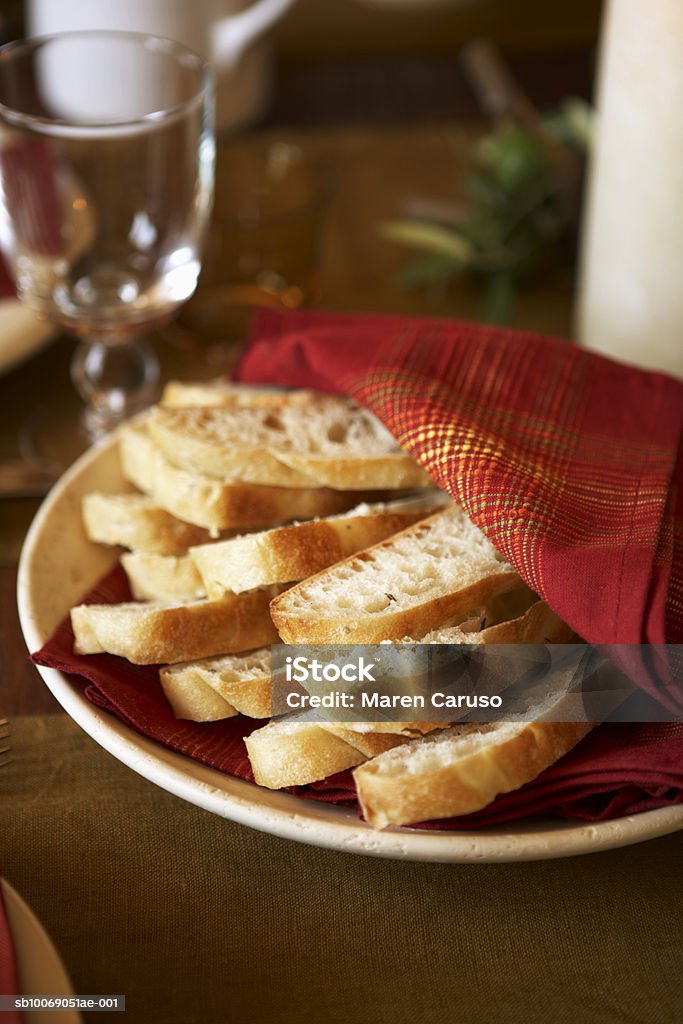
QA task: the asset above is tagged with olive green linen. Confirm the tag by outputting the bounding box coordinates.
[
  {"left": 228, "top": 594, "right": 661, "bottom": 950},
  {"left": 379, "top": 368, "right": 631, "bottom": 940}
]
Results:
[{"left": 2, "top": 716, "right": 681, "bottom": 1024}]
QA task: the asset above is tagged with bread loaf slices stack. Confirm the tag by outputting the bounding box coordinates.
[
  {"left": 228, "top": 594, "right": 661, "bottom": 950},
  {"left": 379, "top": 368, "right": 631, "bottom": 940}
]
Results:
[
  {"left": 72, "top": 382, "right": 442, "bottom": 671},
  {"left": 71, "top": 382, "right": 590, "bottom": 829}
]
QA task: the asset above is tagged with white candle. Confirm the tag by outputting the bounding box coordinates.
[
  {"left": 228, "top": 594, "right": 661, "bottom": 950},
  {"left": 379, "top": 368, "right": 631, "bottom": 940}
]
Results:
[{"left": 577, "top": 0, "right": 683, "bottom": 379}]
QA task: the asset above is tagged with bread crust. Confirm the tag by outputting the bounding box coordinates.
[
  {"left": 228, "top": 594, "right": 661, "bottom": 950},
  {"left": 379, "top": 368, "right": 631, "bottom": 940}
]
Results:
[
  {"left": 270, "top": 506, "right": 523, "bottom": 643},
  {"left": 148, "top": 399, "right": 432, "bottom": 490},
  {"left": 160, "top": 648, "right": 272, "bottom": 720},
  {"left": 353, "top": 721, "right": 593, "bottom": 828},
  {"left": 417, "top": 600, "right": 575, "bottom": 645},
  {"left": 122, "top": 425, "right": 378, "bottom": 531},
  {"left": 270, "top": 451, "right": 432, "bottom": 490},
  {"left": 159, "top": 671, "right": 238, "bottom": 722},
  {"left": 245, "top": 721, "right": 405, "bottom": 789},
  {"left": 70, "top": 589, "right": 280, "bottom": 664},
  {"left": 272, "top": 573, "right": 521, "bottom": 644}
]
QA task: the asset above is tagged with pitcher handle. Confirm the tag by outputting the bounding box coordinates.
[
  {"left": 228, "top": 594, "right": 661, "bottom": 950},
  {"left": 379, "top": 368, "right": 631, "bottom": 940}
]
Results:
[{"left": 212, "top": 0, "right": 296, "bottom": 70}]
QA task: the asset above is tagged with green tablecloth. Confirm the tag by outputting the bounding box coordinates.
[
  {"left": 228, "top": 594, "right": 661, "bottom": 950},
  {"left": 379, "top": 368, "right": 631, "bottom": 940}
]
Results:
[{"left": 2, "top": 716, "right": 681, "bottom": 1024}]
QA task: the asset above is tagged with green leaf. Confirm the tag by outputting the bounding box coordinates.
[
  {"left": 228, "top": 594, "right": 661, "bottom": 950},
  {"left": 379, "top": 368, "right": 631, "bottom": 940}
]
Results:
[
  {"left": 378, "top": 220, "right": 473, "bottom": 261},
  {"left": 397, "top": 252, "right": 460, "bottom": 288},
  {"left": 478, "top": 127, "right": 549, "bottom": 192}
]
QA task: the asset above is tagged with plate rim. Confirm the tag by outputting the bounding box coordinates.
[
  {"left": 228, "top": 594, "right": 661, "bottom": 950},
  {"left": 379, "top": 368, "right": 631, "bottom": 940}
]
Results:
[
  {"left": 16, "top": 432, "right": 683, "bottom": 863},
  {"left": 1, "top": 878, "right": 82, "bottom": 1024}
]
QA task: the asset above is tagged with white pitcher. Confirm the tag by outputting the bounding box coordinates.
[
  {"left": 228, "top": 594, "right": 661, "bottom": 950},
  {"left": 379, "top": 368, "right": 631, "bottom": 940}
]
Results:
[{"left": 27, "top": 0, "right": 296, "bottom": 132}]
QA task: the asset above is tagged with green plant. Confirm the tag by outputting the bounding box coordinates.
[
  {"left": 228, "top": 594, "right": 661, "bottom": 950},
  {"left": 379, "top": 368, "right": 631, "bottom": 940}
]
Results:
[{"left": 380, "top": 98, "right": 592, "bottom": 325}]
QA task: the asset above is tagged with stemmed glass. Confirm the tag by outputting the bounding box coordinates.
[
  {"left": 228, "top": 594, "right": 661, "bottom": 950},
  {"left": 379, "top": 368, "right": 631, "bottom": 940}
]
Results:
[{"left": 0, "top": 31, "right": 214, "bottom": 440}]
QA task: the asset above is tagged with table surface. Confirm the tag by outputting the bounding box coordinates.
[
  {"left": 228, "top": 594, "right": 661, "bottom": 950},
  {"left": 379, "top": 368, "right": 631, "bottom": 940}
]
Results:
[{"left": 1, "top": 87, "right": 681, "bottom": 1024}]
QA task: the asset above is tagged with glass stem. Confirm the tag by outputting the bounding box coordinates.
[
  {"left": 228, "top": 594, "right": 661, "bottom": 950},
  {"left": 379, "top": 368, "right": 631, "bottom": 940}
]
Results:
[{"left": 70, "top": 334, "right": 160, "bottom": 441}]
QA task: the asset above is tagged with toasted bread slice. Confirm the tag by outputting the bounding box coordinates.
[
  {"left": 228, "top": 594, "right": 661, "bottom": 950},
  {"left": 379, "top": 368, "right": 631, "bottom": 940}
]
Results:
[
  {"left": 82, "top": 492, "right": 228, "bottom": 555},
  {"left": 119, "top": 422, "right": 377, "bottom": 532},
  {"left": 70, "top": 588, "right": 280, "bottom": 665},
  {"left": 147, "top": 397, "right": 432, "bottom": 489},
  {"left": 270, "top": 505, "right": 520, "bottom": 643},
  {"left": 120, "top": 551, "right": 205, "bottom": 602},
  {"left": 245, "top": 719, "right": 407, "bottom": 789},
  {"left": 159, "top": 648, "right": 272, "bottom": 721},
  {"left": 353, "top": 718, "right": 593, "bottom": 829},
  {"left": 190, "top": 495, "right": 447, "bottom": 596}
]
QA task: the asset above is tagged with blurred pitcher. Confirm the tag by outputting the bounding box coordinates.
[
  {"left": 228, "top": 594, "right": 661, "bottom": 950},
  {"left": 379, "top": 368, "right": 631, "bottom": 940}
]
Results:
[{"left": 27, "top": 0, "right": 296, "bottom": 131}]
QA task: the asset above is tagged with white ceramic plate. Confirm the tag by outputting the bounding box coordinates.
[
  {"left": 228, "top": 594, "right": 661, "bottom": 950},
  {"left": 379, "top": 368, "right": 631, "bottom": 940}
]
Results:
[
  {"left": 1, "top": 879, "right": 82, "bottom": 1024},
  {"left": 16, "top": 435, "right": 683, "bottom": 862},
  {"left": 0, "top": 297, "right": 54, "bottom": 376}
]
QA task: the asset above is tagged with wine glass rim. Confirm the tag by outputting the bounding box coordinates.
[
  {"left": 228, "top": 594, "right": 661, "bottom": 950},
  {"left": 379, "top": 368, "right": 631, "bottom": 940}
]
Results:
[{"left": 0, "top": 29, "right": 212, "bottom": 132}]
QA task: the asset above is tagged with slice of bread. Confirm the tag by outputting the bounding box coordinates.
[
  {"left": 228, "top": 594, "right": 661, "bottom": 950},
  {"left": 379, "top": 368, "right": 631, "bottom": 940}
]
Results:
[
  {"left": 333, "top": 603, "right": 573, "bottom": 737},
  {"left": 159, "top": 647, "right": 272, "bottom": 721},
  {"left": 353, "top": 718, "right": 593, "bottom": 829},
  {"left": 70, "top": 588, "right": 281, "bottom": 665},
  {"left": 159, "top": 670, "right": 238, "bottom": 722},
  {"left": 150, "top": 404, "right": 319, "bottom": 487},
  {"left": 270, "top": 505, "right": 520, "bottom": 643},
  {"left": 119, "top": 421, "right": 377, "bottom": 533},
  {"left": 409, "top": 600, "right": 575, "bottom": 645},
  {"left": 120, "top": 551, "right": 205, "bottom": 602},
  {"left": 190, "top": 495, "right": 447, "bottom": 596},
  {"left": 147, "top": 397, "right": 432, "bottom": 489},
  {"left": 82, "top": 492, "right": 226, "bottom": 555},
  {"left": 245, "top": 719, "right": 407, "bottom": 789}
]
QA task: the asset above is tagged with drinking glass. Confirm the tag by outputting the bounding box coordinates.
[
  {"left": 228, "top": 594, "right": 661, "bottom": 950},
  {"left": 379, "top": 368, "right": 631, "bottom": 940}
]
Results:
[{"left": 0, "top": 31, "right": 214, "bottom": 438}]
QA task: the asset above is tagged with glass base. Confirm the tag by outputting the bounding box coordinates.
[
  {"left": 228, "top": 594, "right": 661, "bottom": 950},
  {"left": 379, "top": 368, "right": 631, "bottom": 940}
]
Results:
[{"left": 70, "top": 336, "right": 160, "bottom": 441}]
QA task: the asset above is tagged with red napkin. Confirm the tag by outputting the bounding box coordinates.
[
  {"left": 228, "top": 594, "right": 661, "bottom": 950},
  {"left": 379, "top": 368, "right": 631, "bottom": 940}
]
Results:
[
  {"left": 0, "top": 886, "right": 24, "bottom": 1023},
  {"left": 236, "top": 309, "right": 683, "bottom": 648}
]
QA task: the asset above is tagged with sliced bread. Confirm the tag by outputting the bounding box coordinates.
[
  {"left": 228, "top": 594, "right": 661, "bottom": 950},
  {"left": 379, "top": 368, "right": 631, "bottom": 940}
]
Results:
[
  {"left": 353, "top": 718, "right": 593, "bottom": 828},
  {"left": 159, "top": 670, "right": 238, "bottom": 722},
  {"left": 411, "top": 600, "right": 575, "bottom": 645},
  {"left": 119, "top": 421, "right": 377, "bottom": 533},
  {"left": 245, "top": 719, "right": 406, "bottom": 789},
  {"left": 190, "top": 495, "right": 447, "bottom": 596},
  {"left": 82, "top": 492, "right": 226, "bottom": 555},
  {"left": 70, "top": 587, "right": 281, "bottom": 665},
  {"left": 159, "top": 647, "right": 272, "bottom": 721},
  {"left": 270, "top": 505, "right": 521, "bottom": 643},
  {"left": 147, "top": 397, "right": 433, "bottom": 489}
]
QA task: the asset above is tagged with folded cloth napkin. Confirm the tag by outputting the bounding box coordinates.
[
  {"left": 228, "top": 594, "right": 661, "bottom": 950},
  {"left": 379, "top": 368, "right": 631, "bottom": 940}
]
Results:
[
  {"left": 32, "top": 565, "right": 683, "bottom": 828},
  {"left": 0, "top": 885, "right": 24, "bottom": 1023},
  {"left": 236, "top": 309, "right": 683, "bottom": 649}
]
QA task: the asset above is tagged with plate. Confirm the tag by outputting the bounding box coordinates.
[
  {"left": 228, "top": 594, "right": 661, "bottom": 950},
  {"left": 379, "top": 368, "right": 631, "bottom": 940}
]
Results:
[
  {"left": 1, "top": 879, "right": 82, "bottom": 1024},
  {"left": 0, "top": 297, "right": 54, "bottom": 375},
  {"left": 17, "top": 434, "right": 683, "bottom": 862}
]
